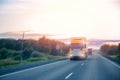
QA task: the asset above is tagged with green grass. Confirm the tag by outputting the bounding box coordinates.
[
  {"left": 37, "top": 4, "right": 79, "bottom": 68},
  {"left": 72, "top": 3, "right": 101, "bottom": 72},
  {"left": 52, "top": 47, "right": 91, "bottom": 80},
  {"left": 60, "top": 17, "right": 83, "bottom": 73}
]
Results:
[
  {"left": 110, "top": 55, "right": 120, "bottom": 59},
  {"left": 109, "top": 55, "right": 120, "bottom": 59},
  {"left": 0, "top": 50, "right": 67, "bottom": 68},
  {"left": 0, "top": 58, "right": 20, "bottom": 68},
  {"left": 0, "top": 55, "right": 67, "bottom": 68},
  {"left": 116, "top": 55, "right": 120, "bottom": 59}
]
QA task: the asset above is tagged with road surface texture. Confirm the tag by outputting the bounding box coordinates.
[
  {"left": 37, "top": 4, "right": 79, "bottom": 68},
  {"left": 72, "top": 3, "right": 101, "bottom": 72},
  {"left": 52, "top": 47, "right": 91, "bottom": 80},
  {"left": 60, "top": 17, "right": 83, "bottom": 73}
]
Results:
[{"left": 0, "top": 53, "right": 120, "bottom": 80}]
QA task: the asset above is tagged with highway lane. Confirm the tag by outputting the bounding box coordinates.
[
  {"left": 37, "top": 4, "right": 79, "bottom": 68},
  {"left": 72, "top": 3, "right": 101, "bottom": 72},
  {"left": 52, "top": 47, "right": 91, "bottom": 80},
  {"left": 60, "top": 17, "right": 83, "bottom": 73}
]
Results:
[{"left": 0, "top": 53, "right": 120, "bottom": 80}]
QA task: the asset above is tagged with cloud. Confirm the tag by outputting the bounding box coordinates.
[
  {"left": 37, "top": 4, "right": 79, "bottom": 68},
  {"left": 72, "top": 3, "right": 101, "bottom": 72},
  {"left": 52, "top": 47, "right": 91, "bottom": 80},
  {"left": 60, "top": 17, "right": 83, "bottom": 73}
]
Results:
[
  {"left": 0, "top": 32, "right": 56, "bottom": 39},
  {"left": 0, "top": 0, "right": 120, "bottom": 39},
  {"left": 0, "top": 32, "right": 21, "bottom": 39}
]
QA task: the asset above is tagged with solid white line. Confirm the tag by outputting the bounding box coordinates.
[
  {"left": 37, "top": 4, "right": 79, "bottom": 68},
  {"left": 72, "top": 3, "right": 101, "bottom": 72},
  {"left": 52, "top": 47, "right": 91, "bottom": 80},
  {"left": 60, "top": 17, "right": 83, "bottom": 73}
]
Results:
[
  {"left": 81, "top": 63, "right": 84, "bottom": 66},
  {"left": 65, "top": 72, "right": 73, "bottom": 79},
  {"left": 99, "top": 54, "right": 120, "bottom": 69},
  {"left": 0, "top": 60, "right": 66, "bottom": 78}
]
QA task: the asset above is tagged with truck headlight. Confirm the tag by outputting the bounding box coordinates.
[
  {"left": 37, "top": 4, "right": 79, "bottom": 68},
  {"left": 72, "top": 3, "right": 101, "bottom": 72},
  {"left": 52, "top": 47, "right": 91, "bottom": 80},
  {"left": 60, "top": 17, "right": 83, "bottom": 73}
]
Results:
[{"left": 81, "top": 54, "right": 85, "bottom": 57}]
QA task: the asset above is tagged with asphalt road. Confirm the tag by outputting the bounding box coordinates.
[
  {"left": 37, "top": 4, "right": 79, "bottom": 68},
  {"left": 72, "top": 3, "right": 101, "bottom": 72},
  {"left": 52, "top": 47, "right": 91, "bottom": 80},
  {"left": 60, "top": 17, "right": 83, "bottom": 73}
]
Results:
[{"left": 0, "top": 53, "right": 120, "bottom": 80}]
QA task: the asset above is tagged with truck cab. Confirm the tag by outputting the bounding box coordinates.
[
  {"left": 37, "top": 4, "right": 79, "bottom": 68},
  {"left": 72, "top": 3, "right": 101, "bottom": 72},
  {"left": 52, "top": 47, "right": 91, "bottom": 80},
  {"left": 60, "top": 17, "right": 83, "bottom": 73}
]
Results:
[{"left": 69, "top": 37, "right": 87, "bottom": 60}]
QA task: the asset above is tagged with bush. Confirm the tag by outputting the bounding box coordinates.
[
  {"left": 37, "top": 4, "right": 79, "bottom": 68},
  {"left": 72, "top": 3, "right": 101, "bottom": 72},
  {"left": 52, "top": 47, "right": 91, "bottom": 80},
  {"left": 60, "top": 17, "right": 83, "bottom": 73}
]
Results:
[
  {"left": 0, "top": 48, "right": 9, "bottom": 59},
  {"left": 28, "top": 57, "right": 41, "bottom": 62},
  {"left": 3, "top": 58, "right": 14, "bottom": 65},
  {"left": 0, "top": 58, "right": 17, "bottom": 68},
  {"left": 116, "top": 55, "right": 120, "bottom": 59},
  {"left": 14, "top": 55, "right": 20, "bottom": 60},
  {"left": 31, "top": 51, "right": 43, "bottom": 58},
  {"left": 28, "top": 57, "right": 47, "bottom": 62},
  {"left": 22, "top": 47, "right": 33, "bottom": 59}
]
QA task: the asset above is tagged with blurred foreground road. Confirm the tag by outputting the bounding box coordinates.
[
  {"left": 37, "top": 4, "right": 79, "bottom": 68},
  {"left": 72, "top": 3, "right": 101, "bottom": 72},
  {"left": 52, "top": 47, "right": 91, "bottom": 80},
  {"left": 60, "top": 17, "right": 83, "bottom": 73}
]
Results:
[{"left": 0, "top": 53, "right": 120, "bottom": 80}]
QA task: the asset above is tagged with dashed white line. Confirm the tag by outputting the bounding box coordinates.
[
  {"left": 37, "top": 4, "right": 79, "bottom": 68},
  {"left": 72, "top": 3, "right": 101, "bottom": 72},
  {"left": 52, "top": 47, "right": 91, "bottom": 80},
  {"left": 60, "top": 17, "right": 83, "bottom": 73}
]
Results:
[
  {"left": 65, "top": 72, "right": 73, "bottom": 79},
  {"left": 81, "top": 63, "right": 84, "bottom": 66}
]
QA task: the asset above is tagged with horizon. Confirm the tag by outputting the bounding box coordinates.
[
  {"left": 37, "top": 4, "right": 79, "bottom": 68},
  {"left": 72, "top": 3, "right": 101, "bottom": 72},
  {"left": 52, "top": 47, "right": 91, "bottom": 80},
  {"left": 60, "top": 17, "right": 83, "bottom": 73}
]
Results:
[
  {"left": 0, "top": 32, "right": 120, "bottom": 41},
  {"left": 0, "top": 32, "right": 120, "bottom": 49}
]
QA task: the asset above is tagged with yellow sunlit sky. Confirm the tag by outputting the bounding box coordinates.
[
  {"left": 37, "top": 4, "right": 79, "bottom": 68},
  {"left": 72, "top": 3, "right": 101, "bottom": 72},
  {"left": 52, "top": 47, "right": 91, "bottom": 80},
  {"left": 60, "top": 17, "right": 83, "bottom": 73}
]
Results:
[{"left": 0, "top": 0, "right": 120, "bottom": 39}]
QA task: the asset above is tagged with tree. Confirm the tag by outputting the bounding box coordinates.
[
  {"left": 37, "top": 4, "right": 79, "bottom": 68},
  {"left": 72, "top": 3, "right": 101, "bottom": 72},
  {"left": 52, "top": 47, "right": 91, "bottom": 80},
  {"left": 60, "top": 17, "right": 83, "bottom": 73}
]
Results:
[
  {"left": 100, "top": 44, "right": 109, "bottom": 52},
  {"left": 22, "top": 47, "right": 33, "bottom": 59},
  {"left": 0, "top": 48, "right": 9, "bottom": 59},
  {"left": 100, "top": 44, "right": 120, "bottom": 55},
  {"left": 0, "top": 37, "right": 69, "bottom": 57}
]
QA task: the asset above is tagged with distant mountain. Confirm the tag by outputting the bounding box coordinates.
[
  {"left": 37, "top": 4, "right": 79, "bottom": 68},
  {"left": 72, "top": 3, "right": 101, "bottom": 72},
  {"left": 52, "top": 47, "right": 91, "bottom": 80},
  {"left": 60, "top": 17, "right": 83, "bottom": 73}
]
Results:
[
  {"left": 59, "top": 38, "right": 120, "bottom": 48},
  {"left": 0, "top": 32, "right": 21, "bottom": 39},
  {"left": 0, "top": 32, "right": 55, "bottom": 40},
  {"left": 88, "top": 39, "right": 120, "bottom": 48}
]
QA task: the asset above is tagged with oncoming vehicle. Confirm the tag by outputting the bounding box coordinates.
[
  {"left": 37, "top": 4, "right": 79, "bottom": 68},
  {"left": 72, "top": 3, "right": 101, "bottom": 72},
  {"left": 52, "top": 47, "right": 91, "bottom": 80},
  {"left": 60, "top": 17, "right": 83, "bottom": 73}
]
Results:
[{"left": 69, "top": 37, "right": 87, "bottom": 60}]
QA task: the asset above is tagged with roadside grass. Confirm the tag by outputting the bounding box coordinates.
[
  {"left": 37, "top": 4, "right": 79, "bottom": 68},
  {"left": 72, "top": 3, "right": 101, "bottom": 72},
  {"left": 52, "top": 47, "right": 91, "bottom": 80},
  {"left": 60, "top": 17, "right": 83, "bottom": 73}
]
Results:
[
  {"left": 99, "top": 51, "right": 120, "bottom": 59},
  {"left": 116, "top": 55, "right": 120, "bottom": 59},
  {"left": 110, "top": 55, "right": 120, "bottom": 59},
  {"left": 0, "top": 55, "right": 66, "bottom": 68},
  {"left": 0, "top": 58, "right": 20, "bottom": 68},
  {"left": 99, "top": 51, "right": 120, "bottom": 65}
]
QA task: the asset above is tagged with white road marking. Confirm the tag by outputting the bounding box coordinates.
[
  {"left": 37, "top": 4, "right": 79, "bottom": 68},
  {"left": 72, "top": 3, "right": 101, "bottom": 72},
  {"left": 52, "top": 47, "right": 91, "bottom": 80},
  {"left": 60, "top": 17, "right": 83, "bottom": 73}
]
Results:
[
  {"left": 81, "top": 63, "right": 84, "bottom": 66},
  {"left": 0, "top": 60, "right": 66, "bottom": 77},
  {"left": 65, "top": 72, "right": 73, "bottom": 79},
  {"left": 99, "top": 54, "right": 120, "bottom": 69}
]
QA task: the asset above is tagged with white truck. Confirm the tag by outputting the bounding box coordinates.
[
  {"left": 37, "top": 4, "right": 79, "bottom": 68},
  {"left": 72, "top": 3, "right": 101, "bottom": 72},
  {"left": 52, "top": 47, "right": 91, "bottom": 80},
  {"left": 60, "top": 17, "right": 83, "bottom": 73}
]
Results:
[{"left": 69, "top": 37, "right": 87, "bottom": 60}]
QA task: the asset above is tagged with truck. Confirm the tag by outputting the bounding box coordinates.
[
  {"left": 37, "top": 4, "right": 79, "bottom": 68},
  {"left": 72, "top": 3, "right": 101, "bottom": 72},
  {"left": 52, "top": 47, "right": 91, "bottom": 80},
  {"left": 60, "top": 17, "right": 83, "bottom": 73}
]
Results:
[
  {"left": 69, "top": 37, "right": 87, "bottom": 60},
  {"left": 88, "top": 48, "right": 92, "bottom": 55}
]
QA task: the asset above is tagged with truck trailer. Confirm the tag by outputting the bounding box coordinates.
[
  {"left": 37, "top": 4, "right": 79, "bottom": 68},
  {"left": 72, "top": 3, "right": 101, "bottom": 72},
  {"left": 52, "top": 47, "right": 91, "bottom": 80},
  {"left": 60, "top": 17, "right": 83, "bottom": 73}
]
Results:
[{"left": 88, "top": 48, "right": 92, "bottom": 55}]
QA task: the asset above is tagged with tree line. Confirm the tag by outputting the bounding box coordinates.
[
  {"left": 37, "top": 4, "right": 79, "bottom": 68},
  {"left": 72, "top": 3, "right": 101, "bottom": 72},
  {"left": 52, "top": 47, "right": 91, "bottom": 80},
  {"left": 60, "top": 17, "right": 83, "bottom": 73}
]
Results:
[
  {"left": 100, "top": 43, "right": 120, "bottom": 56},
  {"left": 0, "top": 36, "right": 69, "bottom": 60}
]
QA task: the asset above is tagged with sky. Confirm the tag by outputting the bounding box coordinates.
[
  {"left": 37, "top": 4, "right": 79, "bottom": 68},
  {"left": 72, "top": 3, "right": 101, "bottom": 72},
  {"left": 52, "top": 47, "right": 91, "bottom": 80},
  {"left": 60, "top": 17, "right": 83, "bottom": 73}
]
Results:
[{"left": 0, "top": 0, "right": 120, "bottom": 39}]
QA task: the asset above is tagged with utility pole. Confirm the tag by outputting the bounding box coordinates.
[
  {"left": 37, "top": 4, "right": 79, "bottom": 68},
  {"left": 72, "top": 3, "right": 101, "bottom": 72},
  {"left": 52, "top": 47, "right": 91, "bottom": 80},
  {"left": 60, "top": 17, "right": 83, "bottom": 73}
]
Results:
[
  {"left": 20, "top": 32, "right": 25, "bottom": 63},
  {"left": 20, "top": 30, "right": 31, "bottom": 63}
]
